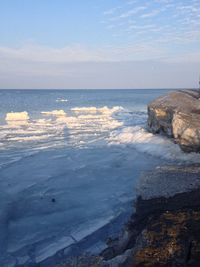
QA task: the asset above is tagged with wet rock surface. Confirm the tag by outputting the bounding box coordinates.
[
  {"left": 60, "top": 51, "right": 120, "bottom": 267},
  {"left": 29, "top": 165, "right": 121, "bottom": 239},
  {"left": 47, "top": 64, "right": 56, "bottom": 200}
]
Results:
[{"left": 147, "top": 90, "right": 200, "bottom": 152}]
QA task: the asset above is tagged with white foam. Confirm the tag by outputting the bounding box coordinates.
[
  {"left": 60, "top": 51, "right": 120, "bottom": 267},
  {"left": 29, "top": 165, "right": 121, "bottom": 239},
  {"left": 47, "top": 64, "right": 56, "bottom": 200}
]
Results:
[
  {"left": 56, "top": 98, "right": 68, "bottom": 102},
  {"left": 56, "top": 113, "right": 123, "bottom": 131},
  {"left": 71, "top": 106, "right": 98, "bottom": 113},
  {"left": 5, "top": 112, "right": 29, "bottom": 121},
  {"left": 41, "top": 110, "right": 66, "bottom": 116},
  {"left": 0, "top": 117, "right": 65, "bottom": 150},
  {"left": 99, "top": 106, "right": 124, "bottom": 115},
  {"left": 8, "top": 134, "right": 53, "bottom": 142},
  {"left": 109, "top": 126, "right": 200, "bottom": 163},
  {"left": 71, "top": 106, "right": 124, "bottom": 115},
  {"left": 0, "top": 130, "right": 9, "bottom": 139}
]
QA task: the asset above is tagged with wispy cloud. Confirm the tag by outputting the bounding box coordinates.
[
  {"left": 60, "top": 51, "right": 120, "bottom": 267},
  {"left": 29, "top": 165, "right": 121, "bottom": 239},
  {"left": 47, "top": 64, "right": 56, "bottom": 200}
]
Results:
[
  {"left": 119, "top": 6, "right": 147, "bottom": 18},
  {"left": 103, "top": 6, "right": 122, "bottom": 16},
  {"left": 140, "top": 9, "right": 161, "bottom": 18},
  {"left": 102, "top": 0, "right": 200, "bottom": 49}
]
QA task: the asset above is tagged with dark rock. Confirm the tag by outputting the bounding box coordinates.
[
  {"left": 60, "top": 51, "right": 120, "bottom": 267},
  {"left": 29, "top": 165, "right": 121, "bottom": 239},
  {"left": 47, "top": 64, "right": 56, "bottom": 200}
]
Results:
[{"left": 57, "top": 255, "right": 103, "bottom": 267}]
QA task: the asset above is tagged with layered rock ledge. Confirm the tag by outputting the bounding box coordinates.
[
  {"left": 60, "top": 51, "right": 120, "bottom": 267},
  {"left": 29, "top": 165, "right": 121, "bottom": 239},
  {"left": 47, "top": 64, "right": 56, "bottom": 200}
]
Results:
[{"left": 147, "top": 90, "right": 200, "bottom": 152}]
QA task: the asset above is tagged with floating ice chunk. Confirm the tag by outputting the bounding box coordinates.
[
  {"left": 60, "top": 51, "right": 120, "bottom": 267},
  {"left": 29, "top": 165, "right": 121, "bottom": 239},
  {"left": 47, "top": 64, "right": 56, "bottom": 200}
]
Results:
[
  {"left": 41, "top": 110, "right": 66, "bottom": 116},
  {"left": 5, "top": 112, "right": 29, "bottom": 121}
]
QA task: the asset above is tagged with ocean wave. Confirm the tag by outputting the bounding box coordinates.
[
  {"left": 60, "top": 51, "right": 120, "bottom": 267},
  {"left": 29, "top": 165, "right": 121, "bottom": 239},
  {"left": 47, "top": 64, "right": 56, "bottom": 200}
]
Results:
[{"left": 109, "top": 126, "right": 200, "bottom": 163}]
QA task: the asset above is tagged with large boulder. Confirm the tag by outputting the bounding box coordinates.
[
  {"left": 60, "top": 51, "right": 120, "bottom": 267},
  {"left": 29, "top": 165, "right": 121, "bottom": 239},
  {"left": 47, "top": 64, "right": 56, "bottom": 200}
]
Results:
[{"left": 148, "top": 90, "right": 200, "bottom": 152}]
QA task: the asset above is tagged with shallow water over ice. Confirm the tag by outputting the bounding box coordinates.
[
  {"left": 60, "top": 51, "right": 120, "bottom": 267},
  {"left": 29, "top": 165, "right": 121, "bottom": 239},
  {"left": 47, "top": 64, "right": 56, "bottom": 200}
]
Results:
[{"left": 0, "top": 89, "right": 199, "bottom": 266}]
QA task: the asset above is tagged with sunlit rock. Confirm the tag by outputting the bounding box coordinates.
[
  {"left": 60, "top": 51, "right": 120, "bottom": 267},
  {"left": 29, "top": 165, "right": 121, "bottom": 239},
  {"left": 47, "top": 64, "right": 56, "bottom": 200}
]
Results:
[{"left": 147, "top": 90, "right": 200, "bottom": 152}]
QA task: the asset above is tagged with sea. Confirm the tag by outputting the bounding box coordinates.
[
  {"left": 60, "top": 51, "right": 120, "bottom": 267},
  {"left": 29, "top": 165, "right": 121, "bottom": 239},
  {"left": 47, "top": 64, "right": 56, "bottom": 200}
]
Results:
[{"left": 0, "top": 89, "right": 199, "bottom": 266}]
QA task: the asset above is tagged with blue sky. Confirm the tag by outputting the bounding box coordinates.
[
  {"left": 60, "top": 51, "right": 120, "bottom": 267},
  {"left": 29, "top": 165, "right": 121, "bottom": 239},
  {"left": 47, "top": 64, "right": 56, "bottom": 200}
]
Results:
[{"left": 0, "top": 0, "right": 200, "bottom": 88}]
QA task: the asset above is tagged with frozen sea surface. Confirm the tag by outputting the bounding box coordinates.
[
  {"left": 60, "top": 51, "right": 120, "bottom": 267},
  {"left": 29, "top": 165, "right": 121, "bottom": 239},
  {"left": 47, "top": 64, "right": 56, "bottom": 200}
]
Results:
[{"left": 0, "top": 89, "right": 199, "bottom": 266}]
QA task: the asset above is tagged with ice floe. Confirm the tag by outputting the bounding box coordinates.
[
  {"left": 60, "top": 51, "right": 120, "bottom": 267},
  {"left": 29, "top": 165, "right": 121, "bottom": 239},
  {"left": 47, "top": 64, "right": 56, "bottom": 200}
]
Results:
[{"left": 5, "top": 112, "right": 29, "bottom": 121}]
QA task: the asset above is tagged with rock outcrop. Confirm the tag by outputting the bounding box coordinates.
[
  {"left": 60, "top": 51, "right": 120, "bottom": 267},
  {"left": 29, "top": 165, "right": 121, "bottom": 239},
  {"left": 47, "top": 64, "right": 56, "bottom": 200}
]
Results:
[{"left": 147, "top": 90, "right": 200, "bottom": 152}]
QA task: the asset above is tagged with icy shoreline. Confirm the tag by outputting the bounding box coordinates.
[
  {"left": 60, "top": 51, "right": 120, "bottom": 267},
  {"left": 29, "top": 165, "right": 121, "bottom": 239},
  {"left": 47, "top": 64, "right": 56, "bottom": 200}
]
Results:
[
  {"left": 1, "top": 90, "right": 200, "bottom": 267},
  {"left": 57, "top": 90, "right": 200, "bottom": 267}
]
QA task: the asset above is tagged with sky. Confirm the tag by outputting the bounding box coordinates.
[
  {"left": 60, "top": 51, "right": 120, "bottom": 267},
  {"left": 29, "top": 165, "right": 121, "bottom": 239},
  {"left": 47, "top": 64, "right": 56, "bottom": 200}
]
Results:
[{"left": 0, "top": 0, "right": 200, "bottom": 89}]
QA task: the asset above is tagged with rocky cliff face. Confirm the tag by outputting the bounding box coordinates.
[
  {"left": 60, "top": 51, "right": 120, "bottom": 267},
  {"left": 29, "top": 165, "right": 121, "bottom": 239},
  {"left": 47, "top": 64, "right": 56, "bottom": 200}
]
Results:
[{"left": 147, "top": 90, "right": 200, "bottom": 152}]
